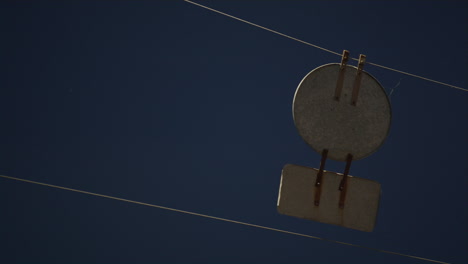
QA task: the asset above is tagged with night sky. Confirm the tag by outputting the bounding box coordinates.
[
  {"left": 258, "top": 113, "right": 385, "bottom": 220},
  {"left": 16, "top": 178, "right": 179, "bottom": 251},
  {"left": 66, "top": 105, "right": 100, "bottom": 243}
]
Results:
[{"left": 1, "top": 1, "right": 467, "bottom": 263}]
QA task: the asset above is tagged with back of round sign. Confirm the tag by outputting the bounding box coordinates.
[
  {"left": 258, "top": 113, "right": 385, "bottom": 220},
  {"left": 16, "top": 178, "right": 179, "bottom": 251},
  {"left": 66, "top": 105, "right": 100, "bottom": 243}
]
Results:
[{"left": 293, "top": 63, "right": 391, "bottom": 161}]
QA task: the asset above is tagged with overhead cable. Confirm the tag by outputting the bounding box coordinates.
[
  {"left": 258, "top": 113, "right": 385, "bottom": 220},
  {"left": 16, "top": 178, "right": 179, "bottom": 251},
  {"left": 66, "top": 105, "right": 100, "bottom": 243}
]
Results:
[
  {"left": 184, "top": 0, "right": 467, "bottom": 93},
  {"left": 0, "top": 175, "right": 450, "bottom": 264}
]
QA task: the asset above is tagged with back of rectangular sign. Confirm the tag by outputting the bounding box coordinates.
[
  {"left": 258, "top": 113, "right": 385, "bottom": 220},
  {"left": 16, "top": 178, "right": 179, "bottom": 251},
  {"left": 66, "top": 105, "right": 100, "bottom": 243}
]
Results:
[{"left": 277, "top": 164, "right": 381, "bottom": 232}]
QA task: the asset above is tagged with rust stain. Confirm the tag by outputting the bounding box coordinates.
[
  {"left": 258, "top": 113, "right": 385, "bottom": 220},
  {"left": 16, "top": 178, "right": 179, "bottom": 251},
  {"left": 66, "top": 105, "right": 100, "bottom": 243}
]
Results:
[
  {"left": 314, "top": 149, "right": 328, "bottom": 206},
  {"left": 339, "top": 154, "right": 353, "bottom": 208},
  {"left": 351, "top": 54, "right": 366, "bottom": 106},
  {"left": 334, "top": 50, "right": 350, "bottom": 101}
]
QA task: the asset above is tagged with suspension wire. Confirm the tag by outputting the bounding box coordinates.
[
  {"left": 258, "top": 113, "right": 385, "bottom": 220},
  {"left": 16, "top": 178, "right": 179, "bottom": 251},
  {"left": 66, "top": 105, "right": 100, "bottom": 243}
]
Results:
[
  {"left": 184, "top": 0, "right": 467, "bottom": 93},
  {"left": 0, "top": 175, "right": 450, "bottom": 264},
  {"left": 185, "top": 0, "right": 342, "bottom": 56}
]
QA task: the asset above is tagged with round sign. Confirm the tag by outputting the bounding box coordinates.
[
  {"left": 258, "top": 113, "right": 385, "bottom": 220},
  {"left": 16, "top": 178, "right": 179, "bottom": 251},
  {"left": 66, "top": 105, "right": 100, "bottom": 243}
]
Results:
[{"left": 293, "top": 63, "right": 391, "bottom": 161}]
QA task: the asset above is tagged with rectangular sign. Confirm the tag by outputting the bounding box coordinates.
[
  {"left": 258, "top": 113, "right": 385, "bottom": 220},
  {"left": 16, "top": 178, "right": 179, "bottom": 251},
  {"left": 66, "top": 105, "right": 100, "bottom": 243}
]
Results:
[{"left": 277, "top": 164, "right": 381, "bottom": 232}]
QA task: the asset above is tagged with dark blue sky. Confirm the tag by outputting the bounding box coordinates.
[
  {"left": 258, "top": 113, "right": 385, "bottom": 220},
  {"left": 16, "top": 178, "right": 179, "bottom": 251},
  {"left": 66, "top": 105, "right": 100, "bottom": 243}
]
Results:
[{"left": 1, "top": 1, "right": 467, "bottom": 263}]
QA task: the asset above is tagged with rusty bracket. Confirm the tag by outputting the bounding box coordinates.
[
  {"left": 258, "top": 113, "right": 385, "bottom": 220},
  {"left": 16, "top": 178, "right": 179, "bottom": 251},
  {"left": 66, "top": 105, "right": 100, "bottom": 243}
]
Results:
[
  {"left": 334, "top": 50, "right": 350, "bottom": 101},
  {"left": 338, "top": 153, "right": 353, "bottom": 209},
  {"left": 314, "top": 149, "right": 328, "bottom": 206},
  {"left": 351, "top": 54, "right": 366, "bottom": 106}
]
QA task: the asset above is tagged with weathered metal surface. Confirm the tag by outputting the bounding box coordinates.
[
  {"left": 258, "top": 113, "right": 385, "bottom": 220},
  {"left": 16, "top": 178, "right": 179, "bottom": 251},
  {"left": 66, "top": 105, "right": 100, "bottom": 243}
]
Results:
[
  {"left": 314, "top": 149, "right": 328, "bottom": 206},
  {"left": 334, "top": 50, "right": 350, "bottom": 100},
  {"left": 338, "top": 154, "right": 353, "bottom": 209},
  {"left": 277, "top": 164, "right": 381, "bottom": 232},
  {"left": 293, "top": 63, "right": 391, "bottom": 161},
  {"left": 351, "top": 54, "right": 366, "bottom": 106}
]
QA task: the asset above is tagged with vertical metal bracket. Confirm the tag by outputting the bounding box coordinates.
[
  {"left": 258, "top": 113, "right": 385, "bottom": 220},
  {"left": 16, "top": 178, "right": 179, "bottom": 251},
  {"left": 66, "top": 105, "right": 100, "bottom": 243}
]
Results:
[
  {"left": 338, "top": 153, "right": 353, "bottom": 209},
  {"left": 334, "top": 50, "right": 350, "bottom": 101},
  {"left": 351, "top": 54, "right": 366, "bottom": 106},
  {"left": 314, "top": 149, "right": 328, "bottom": 206}
]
